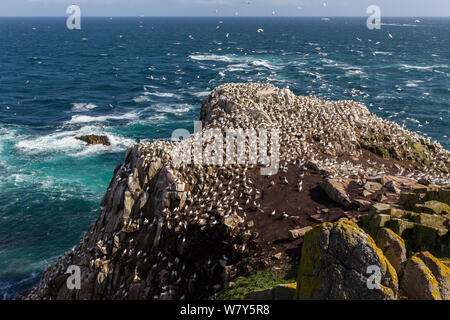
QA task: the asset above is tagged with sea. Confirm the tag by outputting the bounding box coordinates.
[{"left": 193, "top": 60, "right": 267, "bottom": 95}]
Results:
[{"left": 0, "top": 17, "right": 448, "bottom": 299}]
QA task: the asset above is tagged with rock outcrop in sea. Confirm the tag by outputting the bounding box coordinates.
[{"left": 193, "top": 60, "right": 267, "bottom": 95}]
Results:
[
  {"left": 76, "top": 135, "right": 111, "bottom": 146},
  {"left": 24, "top": 83, "right": 450, "bottom": 300}
]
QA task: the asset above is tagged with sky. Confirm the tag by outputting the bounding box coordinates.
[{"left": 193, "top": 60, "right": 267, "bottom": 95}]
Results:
[{"left": 0, "top": 0, "right": 449, "bottom": 17}]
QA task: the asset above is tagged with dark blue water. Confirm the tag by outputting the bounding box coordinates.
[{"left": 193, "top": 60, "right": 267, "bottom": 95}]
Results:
[{"left": 0, "top": 17, "right": 449, "bottom": 299}]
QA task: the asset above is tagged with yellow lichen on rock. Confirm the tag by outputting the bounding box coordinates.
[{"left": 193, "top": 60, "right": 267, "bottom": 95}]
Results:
[
  {"left": 415, "top": 251, "right": 450, "bottom": 300},
  {"left": 376, "top": 228, "right": 407, "bottom": 277},
  {"left": 295, "top": 222, "right": 330, "bottom": 299},
  {"left": 401, "top": 255, "right": 442, "bottom": 300},
  {"left": 295, "top": 220, "right": 398, "bottom": 300}
]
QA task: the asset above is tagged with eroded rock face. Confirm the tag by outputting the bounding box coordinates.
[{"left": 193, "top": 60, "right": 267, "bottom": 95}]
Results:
[
  {"left": 288, "top": 226, "right": 313, "bottom": 240},
  {"left": 375, "top": 228, "right": 407, "bottom": 277},
  {"left": 76, "top": 135, "right": 110, "bottom": 146},
  {"left": 24, "top": 83, "right": 450, "bottom": 300},
  {"left": 25, "top": 142, "right": 252, "bottom": 300},
  {"left": 363, "top": 187, "right": 450, "bottom": 253},
  {"left": 400, "top": 256, "right": 441, "bottom": 300},
  {"left": 386, "top": 181, "right": 401, "bottom": 194},
  {"left": 295, "top": 220, "right": 398, "bottom": 300},
  {"left": 415, "top": 251, "right": 450, "bottom": 300},
  {"left": 320, "top": 178, "right": 352, "bottom": 208},
  {"left": 415, "top": 200, "right": 449, "bottom": 215}
]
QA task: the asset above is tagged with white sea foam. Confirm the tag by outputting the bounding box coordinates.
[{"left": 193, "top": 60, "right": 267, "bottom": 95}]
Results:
[
  {"left": 16, "top": 130, "right": 86, "bottom": 154},
  {"left": 345, "top": 69, "right": 365, "bottom": 77},
  {"left": 192, "top": 91, "right": 210, "bottom": 98},
  {"left": 381, "top": 23, "right": 417, "bottom": 27},
  {"left": 146, "top": 114, "right": 168, "bottom": 123},
  {"left": 405, "top": 80, "right": 423, "bottom": 87},
  {"left": 297, "top": 69, "right": 321, "bottom": 78},
  {"left": 150, "top": 103, "right": 193, "bottom": 114},
  {"left": 226, "top": 63, "right": 249, "bottom": 72},
  {"left": 66, "top": 111, "right": 138, "bottom": 124},
  {"left": 0, "top": 127, "right": 23, "bottom": 157},
  {"left": 74, "top": 134, "right": 135, "bottom": 157},
  {"left": 15, "top": 126, "right": 135, "bottom": 157},
  {"left": 133, "top": 95, "right": 150, "bottom": 103},
  {"left": 189, "top": 54, "right": 235, "bottom": 63},
  {"left": 251, "top": 60, "right": 283, "bottom": 70},
  {"left": 147, "top": 91, "right": 182, "bottom": 99},
  {"left": 190, "top": 54, "right": 283, "bottom": 71},
  {"left": 320, "top": 58, "right": 338, "bottom": 66},
  {"left": 0, "top": 169, "right": 104, "bottom": 201},
  {"left": 400, "top": 64, "right": 448, "bottom": 71},
  {"left": 71, "top": 103, "right": 98, "bottom": 112},
  {"left": 143, "top": 84, "right": 159, "bottom": 90},
  {"left": 374, "top": 94, "right": 394, "bottom": 100},
  {"left": 267, "top": 77, "right": 289, "bottom": 83},
  {"left": 321, "top": 60, "right": 366, "bottom": 77},
  {"left": 373, "top": 51, "right": 392, "bottom": 56}
]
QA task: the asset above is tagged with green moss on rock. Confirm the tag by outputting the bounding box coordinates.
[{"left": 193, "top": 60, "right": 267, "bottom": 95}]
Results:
[
  {"left": 408, "top": 212, "right": 446, "bottom": 228},
  {"left": 412, "top": 224, "right": 447, "bottom": 252},
  {"left": 367, "top": 213, "right": 391, "bottom": 238},
  {"left": 218, "top": 267, "right": 296, "bottom": 300},
  {"left": 386, "top": 218, "right": 415, "bottom": 240},
  {"left": 399, "top": 193, "right": 422, "bottom": 209},
  {"left": 414, "top": 201, "right": 449, "bottom": 215}
]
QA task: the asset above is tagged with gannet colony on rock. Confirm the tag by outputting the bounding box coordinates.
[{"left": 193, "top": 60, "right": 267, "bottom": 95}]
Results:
[{"left": 24, "top": 83, "right": 449, "bottom": 300}]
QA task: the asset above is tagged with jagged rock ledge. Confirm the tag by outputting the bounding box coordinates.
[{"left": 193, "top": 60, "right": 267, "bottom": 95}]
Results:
[
  {"left": 24, "top": 83, "right": 449, "bottom": 300},
  {"left": 76, "top": 135, "right": 110, "bottom": 146}
]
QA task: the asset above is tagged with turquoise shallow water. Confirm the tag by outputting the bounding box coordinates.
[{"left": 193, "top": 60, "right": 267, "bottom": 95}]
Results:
[{"left": 0, "top": 17, "right": 449, "bottom": 299}]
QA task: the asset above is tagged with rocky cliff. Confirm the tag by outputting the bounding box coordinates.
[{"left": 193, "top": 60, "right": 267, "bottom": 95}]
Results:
[{"left": 24, "top": 83, "right": 449, "bottom": 300}]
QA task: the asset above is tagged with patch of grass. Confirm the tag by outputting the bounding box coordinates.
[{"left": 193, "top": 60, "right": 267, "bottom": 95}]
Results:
[
  {"left": 217, "top": 264, "right": 298, "bottom": 300},
  {"left": 376, "top": 146, "right": 390, "bottom": 159}
]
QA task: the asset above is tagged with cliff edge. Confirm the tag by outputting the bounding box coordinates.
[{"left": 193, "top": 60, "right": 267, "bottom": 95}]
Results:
[{"left": 24, "top": 82, "right": 449, "bottom": 300}]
